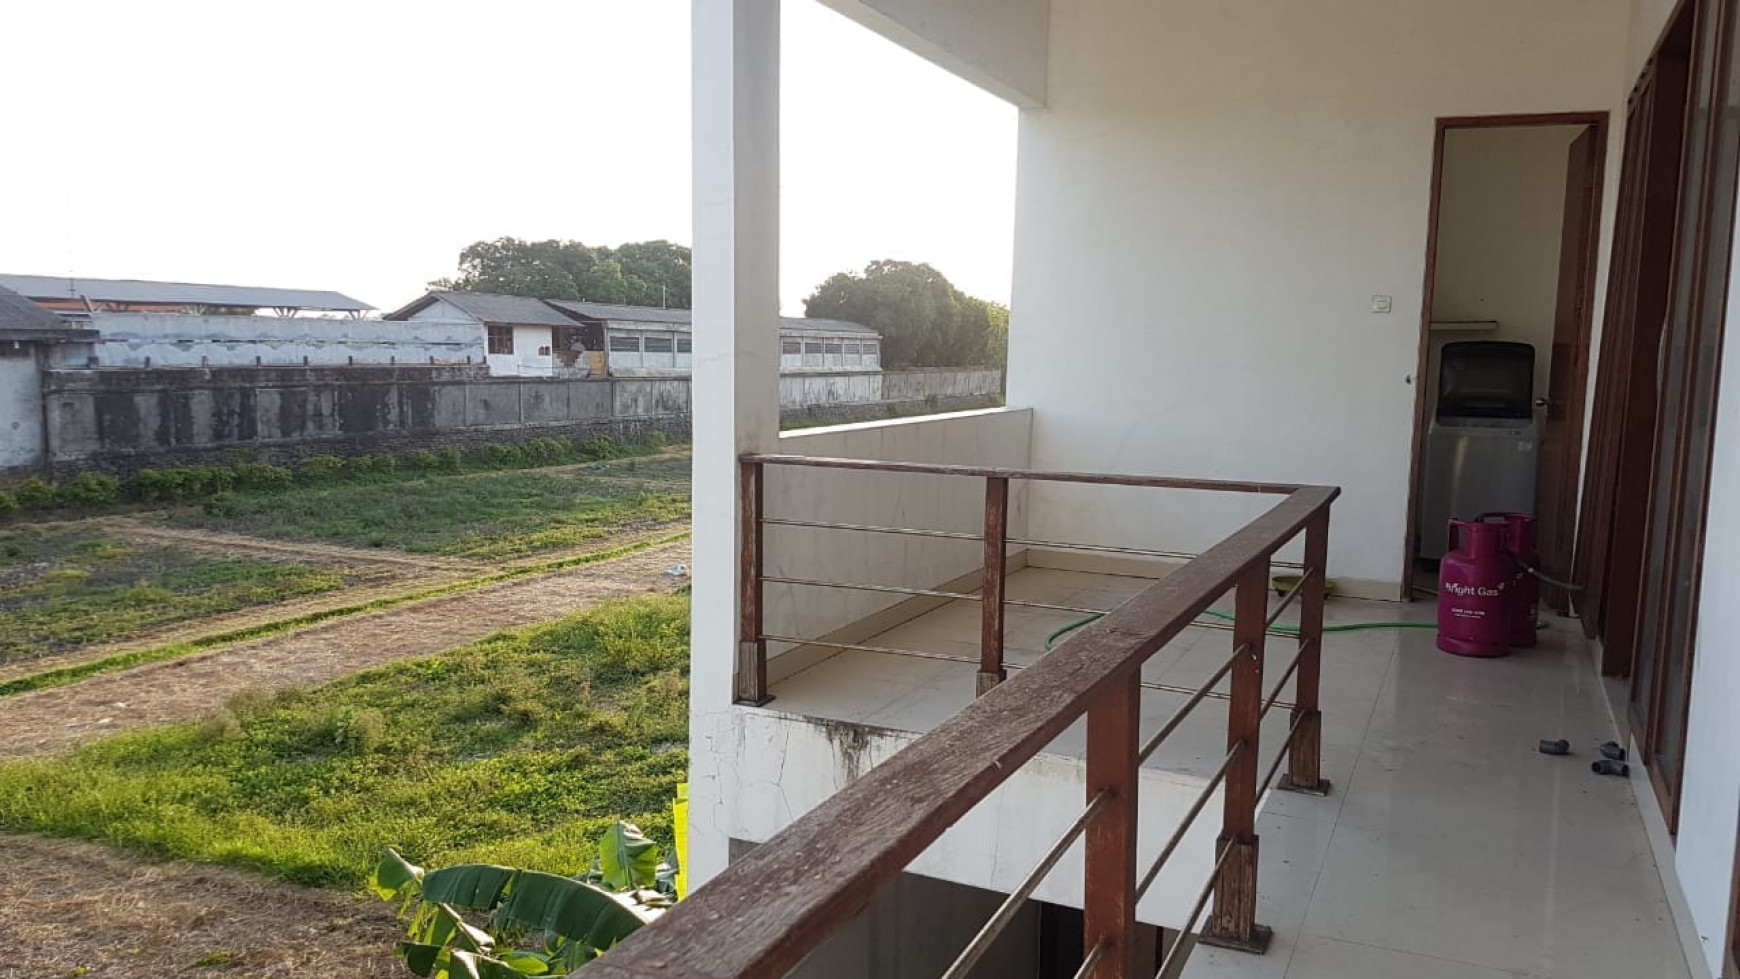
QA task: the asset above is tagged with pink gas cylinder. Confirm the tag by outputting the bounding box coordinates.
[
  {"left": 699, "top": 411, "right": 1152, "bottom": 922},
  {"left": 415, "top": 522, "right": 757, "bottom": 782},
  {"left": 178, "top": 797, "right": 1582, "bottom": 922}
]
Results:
[
  {"left": 1481, "top": 512, "right": 1539, "bottom": 648},
  {"left": 1438, "top": 519, "right": 1512, "bottom": 658}
]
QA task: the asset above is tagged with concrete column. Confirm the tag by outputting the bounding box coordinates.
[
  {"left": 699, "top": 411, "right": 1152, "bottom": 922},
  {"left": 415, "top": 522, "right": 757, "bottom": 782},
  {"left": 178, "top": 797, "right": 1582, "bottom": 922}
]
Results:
[{"left": 687, "top": 0, "right": 782, "bottom": 886}]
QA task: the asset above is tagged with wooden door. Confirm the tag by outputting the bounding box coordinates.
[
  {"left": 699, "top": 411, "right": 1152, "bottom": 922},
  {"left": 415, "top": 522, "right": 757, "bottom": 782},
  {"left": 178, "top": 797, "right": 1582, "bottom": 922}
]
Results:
[
  {"left": 1535, "top": 125, "right": 1603, "bottom": 610},
  {"left": 1575, "top": 11, "right": 1693, "bottom": 675},
  {"left": 1631, "top": 0, "right": 1739, "bottom": 832}
]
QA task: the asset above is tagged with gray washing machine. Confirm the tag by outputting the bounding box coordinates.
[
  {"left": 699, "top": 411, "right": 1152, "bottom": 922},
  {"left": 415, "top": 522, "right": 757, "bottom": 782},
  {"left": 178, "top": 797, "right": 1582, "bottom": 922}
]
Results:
[{"left": 1418, "top": 341, "right": 1539, "bottom": 561}]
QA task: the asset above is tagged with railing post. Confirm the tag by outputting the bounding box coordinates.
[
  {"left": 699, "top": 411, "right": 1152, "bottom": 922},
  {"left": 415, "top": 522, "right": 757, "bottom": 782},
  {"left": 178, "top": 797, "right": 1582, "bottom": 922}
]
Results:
[
  {"left": 735, "top": 458, "right": 771, "bottom": 706},
  {"left": 978, "top": 476, "right": 1010, "bottom": 695},
  {"left": 1203, "top": 565, "right": 1272, "bottom": 953},
  {"left": 1083, "top": 671, "right": 1141, "bottom": 978},
  {"left": 1282, "top": 511, "right": 1331, "bottom": 795}
]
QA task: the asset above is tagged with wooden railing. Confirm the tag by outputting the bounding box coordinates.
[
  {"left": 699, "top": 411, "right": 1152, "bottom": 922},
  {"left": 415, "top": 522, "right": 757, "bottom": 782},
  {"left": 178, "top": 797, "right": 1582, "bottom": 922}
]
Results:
[{"left": 591, "top": 456, "right": 1338, "bottom": 979}]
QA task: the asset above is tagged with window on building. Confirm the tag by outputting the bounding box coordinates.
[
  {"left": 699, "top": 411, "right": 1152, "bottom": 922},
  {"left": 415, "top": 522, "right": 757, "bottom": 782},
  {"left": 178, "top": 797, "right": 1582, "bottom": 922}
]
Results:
[
  {"left": 644, "top": 335, "right": 674, "bottom": 353},
  {"left": 864, "top": 341, "right": 880, "bottom": 358},
  {"left": 487, "top": 326, "right": 514, "bottom": 355},
  {"left": 823, "top": 342, "right": 843, "bottom": 355},
  {"left": 844, "top": 343, "right": 861, "bottom": 356},
  {"left": 803, "top": 341, "right": 822, "bottom": 355},
  {"left": 677, "top": 337, "right": 693, "bottom": 354},
  {"left": 610, "top": 335, "right": 641, "bottom": 353},
  {"left": 782, "top": 340, "right": 801, "bottom": 355}
]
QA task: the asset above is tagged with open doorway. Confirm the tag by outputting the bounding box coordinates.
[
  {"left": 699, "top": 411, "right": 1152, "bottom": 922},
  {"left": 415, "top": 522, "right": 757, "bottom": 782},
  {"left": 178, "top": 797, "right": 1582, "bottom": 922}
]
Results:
[{"left": 1402, "top": 112, "right": 1607, "bottom": 602}]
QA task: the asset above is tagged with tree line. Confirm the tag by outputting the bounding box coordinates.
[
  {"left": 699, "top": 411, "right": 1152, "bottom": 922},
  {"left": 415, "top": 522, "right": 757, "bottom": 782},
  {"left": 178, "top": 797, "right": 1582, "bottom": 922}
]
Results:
[{"left": 434, "top": 238, "right": 1005, "bottom": 369}]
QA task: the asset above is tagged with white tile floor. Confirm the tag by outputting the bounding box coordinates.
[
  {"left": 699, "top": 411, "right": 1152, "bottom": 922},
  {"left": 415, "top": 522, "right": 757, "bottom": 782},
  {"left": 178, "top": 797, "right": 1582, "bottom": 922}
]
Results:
[{"left": 767, "top": 567, "right": 1693, "bottom": 979}]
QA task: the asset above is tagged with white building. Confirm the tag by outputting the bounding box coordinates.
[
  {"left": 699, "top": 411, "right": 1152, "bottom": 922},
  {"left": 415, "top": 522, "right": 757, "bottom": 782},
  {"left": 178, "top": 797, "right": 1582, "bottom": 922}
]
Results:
[
  {"left": 385, "top": 290, "right": 880, "bottom": 377},
  {"left": 591, "top": 3, "right": 1740, "bottom": 979},
  {"left": 552, "top": 299, "right": 881, "bottom": 375}
]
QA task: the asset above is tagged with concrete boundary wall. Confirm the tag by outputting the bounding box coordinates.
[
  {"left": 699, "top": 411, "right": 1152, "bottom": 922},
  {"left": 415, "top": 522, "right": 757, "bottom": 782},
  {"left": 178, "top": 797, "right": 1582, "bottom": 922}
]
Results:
[
  {"left": 24, "top": 365, "right": 1001, "bottom": 477},
  {"left": 85, "top": 312, "right": 484, "bottom": 368}
]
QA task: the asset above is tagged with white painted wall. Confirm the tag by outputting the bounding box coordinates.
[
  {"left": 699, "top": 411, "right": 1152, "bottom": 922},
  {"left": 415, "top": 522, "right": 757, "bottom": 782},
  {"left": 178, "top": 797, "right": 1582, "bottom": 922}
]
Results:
[
  {"left": 87, "top": 312, "right": 484, "bottom": 368},
  {"left": 1008, "top": 0, "right": 1633, "bottom": 595},
  {"left": 817, "top": 0, "right": 1048, "bottom": 106},
  {"left": 1674, "top": 220, "right": 1740, "bottom": 979},
  {"left": 0, "top": 353, "right": 42, "bottom": 470},
  {"left": 764, "top": 408, "right": 1033, "bottom": 666},
  {"left": 1431, "top": 125, "right": 1584, "bottom": 402},
  {"left": 716, "top": 706, "right": 1225, "bottom": 930},
  {"left": 508, "top": 325, "right": 554, "bottom": 376}
]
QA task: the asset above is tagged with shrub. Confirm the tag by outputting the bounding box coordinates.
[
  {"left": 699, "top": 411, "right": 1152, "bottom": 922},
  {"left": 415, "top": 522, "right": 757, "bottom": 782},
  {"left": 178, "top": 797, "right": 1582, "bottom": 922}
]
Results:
[
  {"left": 325, "top": 706, "right": 388, "bottom": 753},
  {"left": 581, "top": 436, "right": 623, "bottom": 460},
  {"left": 648, "top": 430, "right": 669, "bottom": 449},
  {"left": 552, "top": 436, "right": 575, "bottom": 454},
  {"left": 231, "top": 462, "right": 292, "bottom": 490},
  {"left": 406, "top": 450, "right": 440, "bottom": 470},
  {"left": 486, "top": 444, "right": 523, "bottom": 467},
  {"left": 55, "top": 472, "right": 121, "bottom": 508},
  {"left": 124, "top": 469, "right": 169, "bottom": 502},
  {"left": 295, "top": 456, "right": 346, "bottom": 483},
  {"left": 14, "top": 477, "right": 55, "bottom": 510},
  {"left": 0, "top": 492, "right": 16, "bottom": 517},
  {"left": 371, "top": 453, "right": 397, "bottom": 474},
  {"left": 436, "top": 446, "right": 463, "bottom": 471}
]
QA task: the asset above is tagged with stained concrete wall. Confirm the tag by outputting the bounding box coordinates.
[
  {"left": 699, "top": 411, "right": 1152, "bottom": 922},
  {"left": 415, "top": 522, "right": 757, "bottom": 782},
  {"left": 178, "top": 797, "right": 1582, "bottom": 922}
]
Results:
[
  {"left": 0, "top": 352, "right": 42, "bottom": 470},
  {"left": 85, "top": 312, "right": 484, "bottom": 368},
  {"left": 18, "top": 365, "right": 1002, "bottom": 476}
]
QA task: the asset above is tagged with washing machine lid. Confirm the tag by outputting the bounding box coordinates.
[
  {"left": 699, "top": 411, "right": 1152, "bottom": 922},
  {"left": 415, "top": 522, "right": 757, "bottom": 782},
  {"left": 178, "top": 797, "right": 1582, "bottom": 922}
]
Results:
[{"left": 1437, "top": 340, "right": 1534, "bottom": 420}]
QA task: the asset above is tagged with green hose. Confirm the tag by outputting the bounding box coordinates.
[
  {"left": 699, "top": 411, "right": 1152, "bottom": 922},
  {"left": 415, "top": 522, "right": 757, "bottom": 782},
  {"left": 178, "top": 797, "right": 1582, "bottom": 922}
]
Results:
[{"left": 1043, "top": 609, "right": 1437, "bottom": 651}]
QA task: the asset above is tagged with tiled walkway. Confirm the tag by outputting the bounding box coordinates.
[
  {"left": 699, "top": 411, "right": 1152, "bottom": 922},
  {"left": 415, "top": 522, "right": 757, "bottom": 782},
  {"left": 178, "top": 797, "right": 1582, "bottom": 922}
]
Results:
[{"left": 770, "top": 567, "right": 1692, "bottom": 979}]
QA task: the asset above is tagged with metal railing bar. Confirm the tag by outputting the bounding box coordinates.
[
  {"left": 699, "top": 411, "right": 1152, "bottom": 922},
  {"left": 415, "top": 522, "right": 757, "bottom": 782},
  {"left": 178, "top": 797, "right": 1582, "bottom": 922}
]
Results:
[
  {"left": 1188, "top": 617, "right": 1296, "bottom": 639},
  {"left": 1260, "top": 638, "right": 1313, "bottom": 720},
  {"left": 1070, "top": 940, "right": 1107, "bottom": 979},
  {"left": 1007, "top": 537, "right": 1308, "bottom": 572},
  {"left": 759, "top": 575, "right": 1108, "bottom": 616},
  {"left": 1136, "top": 646, "right": 1244, "bottom": 763},
  {"left": 1259, "top": 711, "right": 1309, "bottom": 797},
  {"left": 1151, "top": 836, "right": 1237, "bottom": 979},
  {"left": 940, "top": 791, "right": 1111, "bottom": 979},
  {"left": 761, "top": 516, "right": 983, "bottom": 542},
  {"left": 744, "top": 453, "right": 1310, "bottom": 495},
  {"left": 1263, "top": 565, "right": 1318, "bottom": 629},
  {"left": 757, "top": 635, "right": 980, "bottom": 667},
  {"left": 1133, "top": 741, "right": 1246, "bottom": 902},
  {"left": 757, "top": 637, "right": 1294, "bottom": 711}
]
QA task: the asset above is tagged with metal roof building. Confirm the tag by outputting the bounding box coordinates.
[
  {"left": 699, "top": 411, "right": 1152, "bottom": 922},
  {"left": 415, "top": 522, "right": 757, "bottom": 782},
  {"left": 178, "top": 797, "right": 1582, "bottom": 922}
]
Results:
[{"left": 0, "top": 274, "right": 372, "bottom": 315}]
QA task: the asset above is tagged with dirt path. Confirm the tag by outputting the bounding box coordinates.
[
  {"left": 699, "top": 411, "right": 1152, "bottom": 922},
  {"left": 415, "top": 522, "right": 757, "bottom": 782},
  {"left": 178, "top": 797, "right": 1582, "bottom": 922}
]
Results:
[
  {"left": 0, "top": 833, "right": 401, "bottom": 979},
  {"left": 0, "top": 540, "right": 691, "bottom": 760},
  {"left": 106, "top": 520, "right": 490, "bottom": 573}
]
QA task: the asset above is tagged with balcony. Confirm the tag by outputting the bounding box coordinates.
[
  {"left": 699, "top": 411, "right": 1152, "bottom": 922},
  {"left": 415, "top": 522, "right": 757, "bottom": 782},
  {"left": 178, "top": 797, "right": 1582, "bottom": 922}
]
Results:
[{"left": 598, "top": 424, "right": 1692, "bottom": 979}]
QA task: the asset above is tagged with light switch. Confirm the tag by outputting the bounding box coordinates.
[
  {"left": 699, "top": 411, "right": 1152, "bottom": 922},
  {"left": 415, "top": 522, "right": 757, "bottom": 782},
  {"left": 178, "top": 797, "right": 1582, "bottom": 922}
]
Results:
[{"left": 1371, "top": 295, "right": 1393, "bottom": 314}]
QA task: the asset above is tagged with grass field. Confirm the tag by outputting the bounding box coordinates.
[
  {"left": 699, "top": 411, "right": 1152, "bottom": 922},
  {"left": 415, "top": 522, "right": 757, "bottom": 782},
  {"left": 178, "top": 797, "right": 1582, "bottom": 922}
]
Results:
[
  {"left": 0, "top": 596, "right": 689, "bottom": 887},
  {"left": 169, "top": 467, "right": 691, "bottom": 559},
  {"left": 0, "top": 526, "right": 361, "bottom": 664}
]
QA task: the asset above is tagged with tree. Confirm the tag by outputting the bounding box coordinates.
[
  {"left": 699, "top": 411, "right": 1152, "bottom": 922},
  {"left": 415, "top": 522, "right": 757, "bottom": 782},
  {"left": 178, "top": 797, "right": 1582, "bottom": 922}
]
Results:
[
  {"left": 802, "top": 260, "right": 1007, "bottom": 369},
  {"left": 431, "top": 238, "right": 691, "bottom": 308}
]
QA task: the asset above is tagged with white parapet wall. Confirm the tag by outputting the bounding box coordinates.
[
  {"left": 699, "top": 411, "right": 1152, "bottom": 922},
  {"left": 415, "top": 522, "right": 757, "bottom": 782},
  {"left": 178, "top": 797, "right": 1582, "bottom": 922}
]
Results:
[
  {"left": 762, "top": 406, "right": 1034, "bottom": 678},
  {"left": 85, "top": 312, "right": 485, "bottom": 367}
]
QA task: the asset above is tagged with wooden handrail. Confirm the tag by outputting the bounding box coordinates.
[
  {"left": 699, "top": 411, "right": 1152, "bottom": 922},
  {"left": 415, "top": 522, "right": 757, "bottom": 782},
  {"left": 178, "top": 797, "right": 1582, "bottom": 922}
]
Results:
[
  {"left": 741, "top": 452, "right": 1310, "bottom": 495},
  {"left": 589, "top": 483, "right": 1337, "bottom": 979}
]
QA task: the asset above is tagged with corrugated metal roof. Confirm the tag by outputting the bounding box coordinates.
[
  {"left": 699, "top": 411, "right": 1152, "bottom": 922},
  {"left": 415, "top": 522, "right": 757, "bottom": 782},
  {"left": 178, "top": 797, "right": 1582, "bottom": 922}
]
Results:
[
  {"left": 552, "top": 299, "right": 877, "bottom": 336},
  {"left": 0, "top": 284, "right": 70, "bottom": 332},
  {"left": 778, "top": 315, "right": 876, "bottom": 336},
  {"left": 391, "top": 291, "right": 582, "bottom": 328},
  {"left": 552, "top": 300, "right": 692, "bottom": 325},
  {"left": 0, "top": 273, "right": 372, "bottom": 312}
]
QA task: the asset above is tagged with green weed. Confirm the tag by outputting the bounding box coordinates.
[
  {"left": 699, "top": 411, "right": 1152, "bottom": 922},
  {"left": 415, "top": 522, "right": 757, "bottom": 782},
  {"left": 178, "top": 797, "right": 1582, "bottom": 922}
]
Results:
[{"left": 0, "top": 596, "right": 691, "bottom": 888}]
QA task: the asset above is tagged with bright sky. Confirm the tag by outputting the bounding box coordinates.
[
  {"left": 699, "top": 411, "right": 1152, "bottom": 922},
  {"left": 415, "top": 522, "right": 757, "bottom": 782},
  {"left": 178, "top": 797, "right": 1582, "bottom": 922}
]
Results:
[{"left": 0, "top": 1, "right": 1016, "bottom": 315}]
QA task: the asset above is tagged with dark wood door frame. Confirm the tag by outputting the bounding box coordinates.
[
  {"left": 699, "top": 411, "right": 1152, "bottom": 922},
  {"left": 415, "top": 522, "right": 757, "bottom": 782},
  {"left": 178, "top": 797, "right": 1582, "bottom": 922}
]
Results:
[
  {"left": 1577, "top": 4, "right": 1695, "bottom": 677},
  {"left": 1402, "top": 111, "right": 1610, "bottom": 595}
]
